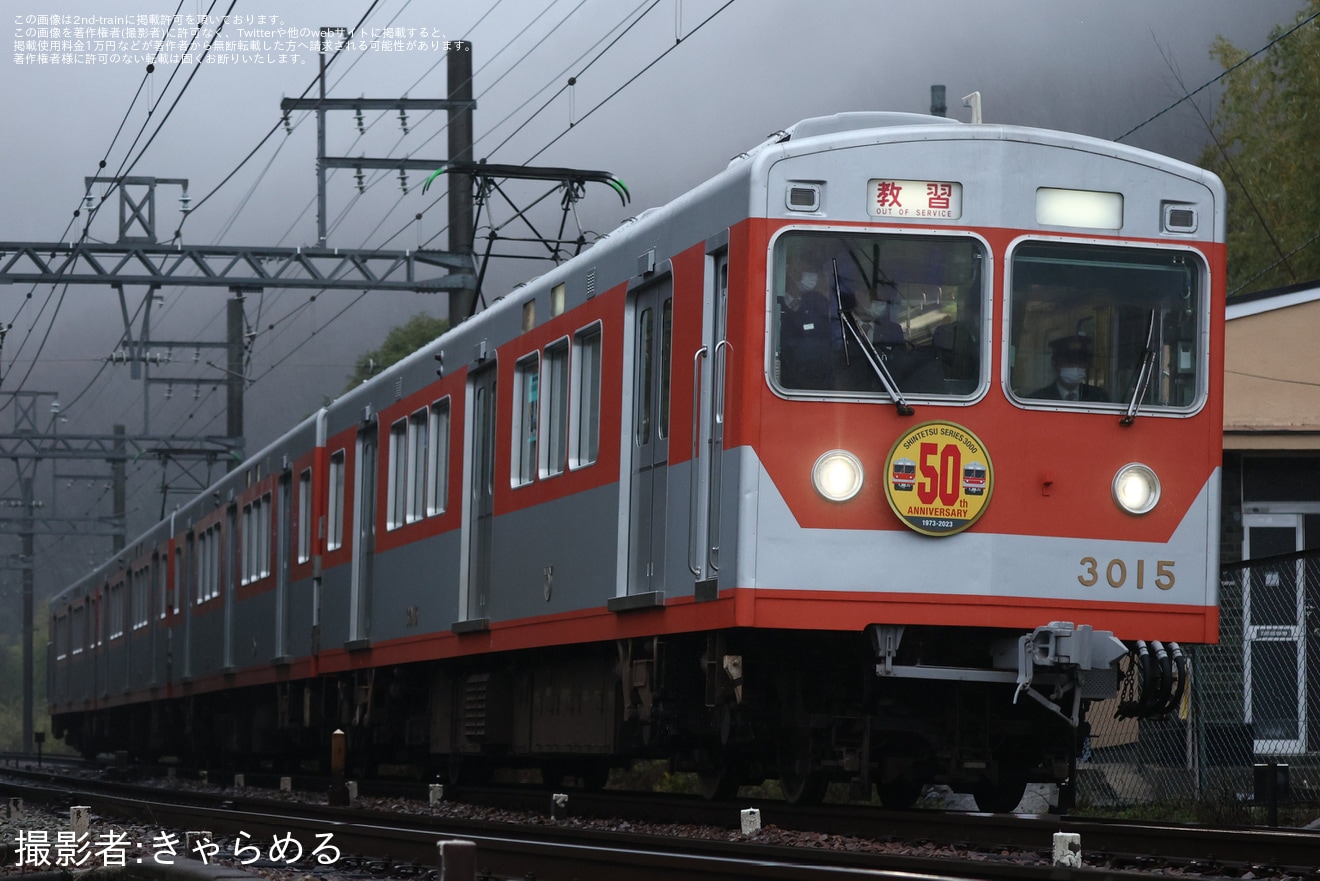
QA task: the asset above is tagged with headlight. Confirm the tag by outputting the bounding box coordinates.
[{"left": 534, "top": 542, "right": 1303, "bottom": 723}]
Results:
[
  {"left": 1112, "top": 463, "right": 1160, "bottom": 515},
  {"left": 813, "top": 450, "right": 864, "bottom": 502}
]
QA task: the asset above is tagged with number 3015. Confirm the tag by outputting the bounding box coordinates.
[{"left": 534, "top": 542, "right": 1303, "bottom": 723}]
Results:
[{"left": 1078, "top": 558, "right": 1174, "bottom": 590}]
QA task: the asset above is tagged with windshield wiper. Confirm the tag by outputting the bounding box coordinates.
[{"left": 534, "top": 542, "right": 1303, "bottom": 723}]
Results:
[
  {"left": 1121, "top": 310, "right": 1159, "bottom": 426},
  {"left": 833, "top": 259, "right": 913, "bottom": 416}
]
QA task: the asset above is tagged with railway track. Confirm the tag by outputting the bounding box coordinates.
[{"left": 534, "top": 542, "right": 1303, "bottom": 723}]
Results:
[{"left": 2, "top": 764, "right": 1318, "bottom": 880}]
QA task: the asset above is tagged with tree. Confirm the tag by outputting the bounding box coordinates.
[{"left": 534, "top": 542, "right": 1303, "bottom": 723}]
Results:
[
  {"left": 344, "top": 313, "right": 448, "bottom": 392},
  {"left": 0, "top": 601, "right": 48, "bottom": 750},
  {"left": 1200, "top": 2, "right": 1320, "bottom": 295}
]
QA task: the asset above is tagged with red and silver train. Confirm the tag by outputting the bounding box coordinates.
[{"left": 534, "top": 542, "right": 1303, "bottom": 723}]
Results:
[{"left": 49, "top": 112, "right": 1224, "bottom": 811}]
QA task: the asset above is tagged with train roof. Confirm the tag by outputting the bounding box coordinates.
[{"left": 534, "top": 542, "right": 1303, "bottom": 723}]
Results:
[{"left": 741, "top": 111, "right": 1220, "bottom": 188}]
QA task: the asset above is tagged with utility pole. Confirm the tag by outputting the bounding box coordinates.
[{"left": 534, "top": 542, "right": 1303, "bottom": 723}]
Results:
[
  {"left": 279, "top": 33, "right": 477, "bottom": 327},
  {"left": 20, "top": 472, "right": 34, "bottom": 754},
  {"left": 930, "top": 84, "right": 947, "bottom": 117},
  {"left": 316, "top": 27, "right": 349, "bottom": 247},
  {"left": 447, "top": 40, "right": 475, "bottom": 328},
  {"left": 0, "top": 389, "right": 234, "bottom": 754},
  {"left": 226, "top": 293, "right": 246, "bottom": 458}
]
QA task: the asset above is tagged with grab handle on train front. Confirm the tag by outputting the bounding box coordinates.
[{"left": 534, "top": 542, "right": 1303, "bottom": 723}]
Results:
[{"left": 688, "top": 346, "right": 709, "bottom": 577}]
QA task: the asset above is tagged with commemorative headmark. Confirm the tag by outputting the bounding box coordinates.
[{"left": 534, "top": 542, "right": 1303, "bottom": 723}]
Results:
[{"left": 884, "top": 420, "right": 992, "bottom": 536}]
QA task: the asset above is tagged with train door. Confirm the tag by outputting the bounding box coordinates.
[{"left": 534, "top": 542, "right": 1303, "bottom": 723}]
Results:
[
  {"left": 350, "top": 423, "right": 378, "bottom": 643},
  {"left": 223, "top": 503, "right": 237, "bottom": 670},
  {"left": 150, "top": 552, "right": 162, "bottom": 685},
  {"left": 276, "top": 470, "right": 292, "bottom": 659},
  {"left": 1243, "top": 513, "right": 1308, "bottom": 753},
  {"left": 182, "top": 532, "right": 194, "bottom": 679},
  {"left": 690, "top": 252, "right": 728, "bottom": 590},
  {"left": 627, "top": 280, "right": 673, "bottom": 597},
  {"left": 464, "top": 363, "right": 497, "bottom": 622}
]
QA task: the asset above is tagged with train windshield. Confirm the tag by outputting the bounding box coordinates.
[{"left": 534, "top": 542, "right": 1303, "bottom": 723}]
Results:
[
  {"left": 770, "top": 231, "right": 985, "bottom": 397},
  {"left": 1008, "top": 241, "right": 1203, "bottom": 410}
]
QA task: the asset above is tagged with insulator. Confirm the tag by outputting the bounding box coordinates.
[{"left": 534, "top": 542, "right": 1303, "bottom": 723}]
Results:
[
  {"left": 397, "top": 108, "right": 409, "bottom": 135},
  {"left": 398, "top": 168, "right": 408, "bottom": 192},
  {"left": 193, "top": 383, "right": 201, "bottom": 401},
  {"left": 193, "top": 347, "right": 201, "bottom": 363},
  {"left": 282, "top": 111, "right": 293, "bottom": 135},
  {"left": 165, "top": 382, "right": 173, "bottom": 400},
  {"left": 165, "top": 346, "right": 173, "bottom": 363},
  {"left": 354, "top": 167, "right": 366, "bottom": 194},
  {"left": 180, "top": 192, "right": 191, "bottom": 213},
  {"left": 84, "top": 192, "right": 95, "bottom": 212},
  {"left": 354, "top": 106, "right": 365, "bottom": 135}
]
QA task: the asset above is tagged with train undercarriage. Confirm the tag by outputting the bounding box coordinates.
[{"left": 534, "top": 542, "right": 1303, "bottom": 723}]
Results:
[{"left": 55, "top": 623, "right": 1144, "bottom": 811}]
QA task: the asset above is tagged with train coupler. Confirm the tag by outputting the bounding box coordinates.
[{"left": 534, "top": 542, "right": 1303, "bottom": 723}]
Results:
[{"left": 995, "top": 622, "right": 1127, "bottom": 727}]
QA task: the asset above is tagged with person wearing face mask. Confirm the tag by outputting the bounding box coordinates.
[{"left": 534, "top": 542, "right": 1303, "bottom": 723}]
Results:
[
  {"left": 850, "top": 287, "right": 905, "bottom": 347},
  {"left": 1028, "top": 334, "right": 1108, "bottom": 402},
  {"left": 777, "top": 242, "right": 837, "bottom": 390}
]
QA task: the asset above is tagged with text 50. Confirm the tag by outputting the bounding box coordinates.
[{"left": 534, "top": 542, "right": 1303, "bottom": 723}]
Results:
[{"left": 1078, "top": 558, "right": 1174, "bottom": 590}]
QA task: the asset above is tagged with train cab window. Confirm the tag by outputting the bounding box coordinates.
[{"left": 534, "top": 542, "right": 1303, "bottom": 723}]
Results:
[
  {"left": 1008, "top": 242, "right": 1203, "bottom": 410},
  {"left": 771, "top": 231, "right": 985, "bottom": 397},
  {"left": 513, "top": 353, "right": 540, "bottom": 486}
]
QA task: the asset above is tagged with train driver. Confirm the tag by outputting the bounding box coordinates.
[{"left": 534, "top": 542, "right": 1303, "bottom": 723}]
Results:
[
  {"left": 777, "top": 240, "right": 837, "bottom": 390},
  {"left": 850, "top": 285, "right": 905, "bottom": 347},
  {"left": 1027, "top": 334, "right": 1108, "bottom": 402}
]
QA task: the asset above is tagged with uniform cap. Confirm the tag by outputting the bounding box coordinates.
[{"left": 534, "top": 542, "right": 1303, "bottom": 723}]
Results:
[{"left": 1049, "top": 334, "right": 1093, "bottom": 365}]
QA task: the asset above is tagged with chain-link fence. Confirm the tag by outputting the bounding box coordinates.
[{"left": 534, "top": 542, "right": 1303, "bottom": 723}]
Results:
[{"left": 1078, "top": 550, "right": 1320, "bottom": 815}]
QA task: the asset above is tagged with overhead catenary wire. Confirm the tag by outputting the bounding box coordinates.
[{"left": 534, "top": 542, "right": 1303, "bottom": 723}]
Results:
[
  {"left": 2, "top": 0, "right": 190, "bottom": 343},
  {"left": 55, "top": 0, "right": 649, "bottom": 390},
  {"left": 1153, "top": 41, "right": 1297, "bottom": 287},
  {"left": 373, "top": 0, "right": 736, "bottom": 256},
  {"left": 4, "top": 0, "right": 440, "bottom": 568},
  {"left": 118, "top": 0, "right": 729, "bottom": 447},
  {"left": 1116, "top": 8, "right": 1320, "bottom": 142},
  {"left": 31, "top": 0, "right": 394, "bottom": 427},
  {"left": 5, "top": 0, "right": 238, "bottom": 398},
  {"left": 173, "top": 0, "right": 387, "bottom": 234},
  {"left": 238, "top": 0, "right": 634, "bottom": 366}
]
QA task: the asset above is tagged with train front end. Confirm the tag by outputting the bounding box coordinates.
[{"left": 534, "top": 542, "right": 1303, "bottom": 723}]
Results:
[{"left": 717, "top": 115, "right": 1223, "bottom": 807}]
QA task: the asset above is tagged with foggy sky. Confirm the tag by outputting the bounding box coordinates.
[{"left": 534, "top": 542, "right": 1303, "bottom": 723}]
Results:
[{"left": 0, "top": 0, "right": 1306, "bottom": 597}]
